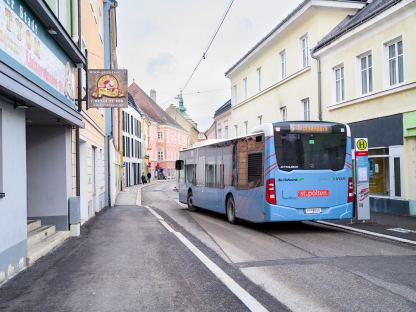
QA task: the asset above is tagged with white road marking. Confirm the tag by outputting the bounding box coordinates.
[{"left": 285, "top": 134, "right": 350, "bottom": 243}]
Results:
[
  {"left": 316, "top": 221, "right": 416, "bottom": 246},
  {"left": 144, "top": 205, "right": 269, "bottom": 312},
  {"left": 387, "top": 228, "right": 416, "bottom": 234}
]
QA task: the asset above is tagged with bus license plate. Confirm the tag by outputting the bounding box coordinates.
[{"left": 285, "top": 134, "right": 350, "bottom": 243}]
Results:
[{"left": 305, "top": 208, "right": 322, "bottom": 214}]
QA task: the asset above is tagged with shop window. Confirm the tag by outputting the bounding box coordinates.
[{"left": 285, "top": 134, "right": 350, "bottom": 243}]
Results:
[
  {"left": 369, "top": 157, "right": 390, "bottom": 196},
  {"left": 394, "top": 157, "right": 401, "bottom": 197}
]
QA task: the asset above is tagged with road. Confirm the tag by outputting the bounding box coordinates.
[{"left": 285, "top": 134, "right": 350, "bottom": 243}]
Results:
[{"left": 143, "top": 181, "right": 416, "bottom": 312}]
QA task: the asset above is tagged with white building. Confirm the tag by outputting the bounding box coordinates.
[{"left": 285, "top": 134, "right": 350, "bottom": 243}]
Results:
[{"left": 122, "top": 94, "right": 145, "bottom": 187}]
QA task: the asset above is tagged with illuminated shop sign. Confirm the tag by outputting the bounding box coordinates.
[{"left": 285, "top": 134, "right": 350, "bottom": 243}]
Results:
[{"left": 0, "top": 0, "right": 75, "bottom": 106}]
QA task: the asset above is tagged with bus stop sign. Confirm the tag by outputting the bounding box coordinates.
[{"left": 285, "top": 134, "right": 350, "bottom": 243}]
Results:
[{"left": 354, "top": 138, "right": 370, "bottom": 220}]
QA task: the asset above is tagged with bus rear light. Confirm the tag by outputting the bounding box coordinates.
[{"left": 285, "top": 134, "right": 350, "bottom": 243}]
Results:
[
  {"left": 266, "top": 179, "right": 277, "bottom": 205},
  {"left": 348, "top": 177, "right": 354, "bottom": 203}
]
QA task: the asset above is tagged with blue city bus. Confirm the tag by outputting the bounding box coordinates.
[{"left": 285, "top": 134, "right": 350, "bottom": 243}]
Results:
[{"left": 175, "top": 121, "right": 353, "bottom": 224}]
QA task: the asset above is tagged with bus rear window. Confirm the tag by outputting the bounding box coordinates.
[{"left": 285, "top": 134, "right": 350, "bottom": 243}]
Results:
[{"left": 274, "top": 127, "right": 346, "bottom": 171}]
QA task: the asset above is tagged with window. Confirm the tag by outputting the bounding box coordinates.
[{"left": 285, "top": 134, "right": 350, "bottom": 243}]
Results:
[
  {"left": 233, "top": 84, "right": 237, "bottom": 104},
  {"left": 300, "top": 35, "right": 309, "bottom": 68},
  {"left": 258, "top": 115, "right": 263, "bottom": 125},
  {"left": 280, "top": 50, "right": 286, "bottom": 79},
  {"left": 157, "top": 150, "right": 164, "bottom": 160},
  {"left": 256, "top": 67, "right": 262, "bottom": 92},
  {"left": 274, "top": 124, "right": 347, "bottom": 171},
  {"left": 369, "top": 147, "right": 402, "bottom": 197},
  {"left": 157, "top": 130, "right": 163, "bottom": 140},
  {"left": 302, "top": 98, "right": 310, "bottom": 121},
  {"left": 360, "top": 53, "right": 373, "bottom": 94},
  {"left": 98, "top": 6, "right": 103, "bottom": 43},
  {"left": 334, "top": 65, "right": 345, "bottom": 103},
  {"left": 234, "top": 125, "right": 238, "bottom": 137},
  {"left": 387, "top": 40, "right": 404, "bottom": 86},
  {"left": 185, "top": 164, "right": 196, "bottom": 184},
  {"left": 217, "top": 128, "right": 222, "bottom": 139},
  {"left": 225, "top": 126, "right": 229, "bottom": 139},
  {"left": 205, "top": 164, "right": 216, "bottom": 188},
  {"left": 243, "top": 77, "right": 247, "bottom": 100},
  {"left": 244, "top": 121, "right": 248, "bottom": 135},
  {"left": 280, "top": 106, "right": 287, "bottom": 121}
]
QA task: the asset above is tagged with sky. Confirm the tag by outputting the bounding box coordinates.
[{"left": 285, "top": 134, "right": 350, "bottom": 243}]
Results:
[{"left": 117, "top": 0, "right": 303, "bottom": 131}]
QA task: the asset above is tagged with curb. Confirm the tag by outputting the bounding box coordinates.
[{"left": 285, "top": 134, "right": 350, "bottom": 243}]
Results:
[{"left": 316, "top": 220, "right": 416, "bottom": 246}]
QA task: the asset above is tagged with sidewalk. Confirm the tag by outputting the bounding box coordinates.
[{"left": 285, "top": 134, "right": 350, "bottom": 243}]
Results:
[
  {"left": 0, "top": 183, "right": 250, "bottom": 312},
  {"left": 322, "top": 212, "right": 416, "bottom": 245}
]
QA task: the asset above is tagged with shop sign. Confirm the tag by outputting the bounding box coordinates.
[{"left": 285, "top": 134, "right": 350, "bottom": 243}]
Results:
[
  {"left": 0, "top": 0, "right": 75, "bottom": 106},
  {"left": 354, "top": 138, "right": 370, "bottom": 220},
  {"left": 88, "top": 69, "right": 128, "bottom": 108}
]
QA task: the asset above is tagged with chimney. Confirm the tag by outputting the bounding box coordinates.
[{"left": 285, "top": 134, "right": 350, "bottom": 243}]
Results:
[{"left": 150, "top": 89, "right": 157, "bottom": 103}]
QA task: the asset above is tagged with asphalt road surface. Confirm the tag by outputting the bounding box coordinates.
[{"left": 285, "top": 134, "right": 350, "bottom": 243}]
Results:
[{"left": 143, "top": 181, "right": 416, "bottom": 312}]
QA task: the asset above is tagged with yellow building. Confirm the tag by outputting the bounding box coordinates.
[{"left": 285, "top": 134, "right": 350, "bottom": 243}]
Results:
[
  {"left": 77, "top": 0, "right": 106, "bottom": 222},
  {"left": 313, "top": 0, "right": 416, "bottom": 216},
  {"left": 225, "top": 0, "right": 365, "bottom": 136}
]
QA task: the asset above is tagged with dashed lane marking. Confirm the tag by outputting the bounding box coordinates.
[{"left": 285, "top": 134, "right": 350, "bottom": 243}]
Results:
[{"left": 144, "top": 205, "right": 269, "bottom": 312}]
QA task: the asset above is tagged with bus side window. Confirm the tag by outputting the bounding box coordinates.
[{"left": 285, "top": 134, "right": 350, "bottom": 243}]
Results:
[{"left": 185, "top": 164, "right": 196, "bottom": 184}]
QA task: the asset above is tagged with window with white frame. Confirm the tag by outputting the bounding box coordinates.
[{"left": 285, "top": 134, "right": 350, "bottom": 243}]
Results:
[
  {"left": 157, "top": 129, "right": 163, "bottom": 140},
  {"left": 157, "top": 150, "right": 164, "bottom": 160},
  {"left": 243, "top": 77, "right": 247, "bottom": 100},
  {"left": 224, "top": 126, "right": 228, "bottom": 139},
  {"left": 233, "top": 84, "right": 237, "bottom": 104},
  {"left": 217, "top": 128, "right": 222, "bottom": 139},
  {"left": 244, "top": 121, "right": 248, "bottom": 134},
  {"left": 300, "top": 34, "right": 309, "bottom": 68},
  {"left": 258, "top": 115, "right": 262, "bottom": 125},
  {"left": 302, "top": 98, "right": 310, "bottom": 120},
  {"left": 280, "top": 106, "right": 287, "bottom": 121},
  {"left": 359, "top": 53, "right": 373, "bottom": 95},
  {"left": 280, "top": 50, "right": 286, "bottom": 79},
  {"left": 256, "top": 67, "right": 262, "bottom": 92},
  {"left": 334, "top": 65, "right": 345, "bottom": 103},
  {"left": 234, "top": 125, "right": 238, "bottom": 137},
  {"left": 387, "top": 39, "right": 404, "bottom": 86}
]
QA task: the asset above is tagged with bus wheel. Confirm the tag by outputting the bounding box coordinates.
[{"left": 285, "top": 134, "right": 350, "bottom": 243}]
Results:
[
  {"left": 226, "top": 195, "right": 237, "bottom": 224},
  {"left": 187, "top": 191, "right": 197, "bottom": 212}
]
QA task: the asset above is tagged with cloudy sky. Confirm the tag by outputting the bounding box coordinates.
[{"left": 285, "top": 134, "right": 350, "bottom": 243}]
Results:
[{"left": 117, "top": 0, "right": 303, "bottom": 131}]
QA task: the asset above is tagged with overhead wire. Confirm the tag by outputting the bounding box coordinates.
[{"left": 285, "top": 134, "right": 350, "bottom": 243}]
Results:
[{"left": 180, "top": 0, "right": 235, "bottom": 93}]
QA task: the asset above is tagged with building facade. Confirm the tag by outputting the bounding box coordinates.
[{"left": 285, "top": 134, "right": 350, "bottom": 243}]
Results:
[
  {"left": 213, "top": 100, "right": 231, "bottom": 139},
  {"left": 313, "top": 0, "right": 416, "bottom": 216},
  {"left": 103, "top": 0, "right": 122, "bottom": 207},
  {"left": 165, "top": 101, "right": 200, "bottom": 146},
  {"left": 128, "top": 83, "right": 189, "bottom": 179},
  {"left": 122, "top": 94, "right": 145, "bottom": 186},
  {"left": 225, "top": 0, "right": 366, "bottom": 136},
  {"left": 77, "top": 0, "right": 106, "bottom": 223},
  {"left": 0, "top": 0, "right": 85, "bottom": 283}
]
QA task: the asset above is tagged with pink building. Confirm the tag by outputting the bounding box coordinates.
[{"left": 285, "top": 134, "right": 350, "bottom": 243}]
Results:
[{"left": 129, "top": 83, "right": 189, "bottom": 179}]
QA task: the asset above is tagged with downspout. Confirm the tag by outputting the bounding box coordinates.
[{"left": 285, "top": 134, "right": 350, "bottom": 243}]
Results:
[
  {"left": 311, "top": 52, "right": 322, "bottom": 121},
  {"left": 76, "top": 0, "right": 82, "bottom": 198}
]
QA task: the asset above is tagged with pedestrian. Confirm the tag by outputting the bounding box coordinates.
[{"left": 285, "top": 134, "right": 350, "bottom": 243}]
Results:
[
  {"left": 155, "top": 170, "right": 158, "bottom": 180},
  {"left": 147, "top": 172, "right": 151, "bottom": 183},
  {"left": 141, "top": 173, "right": 147, "bottom": 184}
]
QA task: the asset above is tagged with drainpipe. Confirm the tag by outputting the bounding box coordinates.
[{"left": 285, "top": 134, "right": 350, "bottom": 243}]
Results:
[
  {"left": 76, "top": 0, "right": 82, "bottom": 197},
  {"left": 311, "top": 52, "right": 322, "bottom": 121}
]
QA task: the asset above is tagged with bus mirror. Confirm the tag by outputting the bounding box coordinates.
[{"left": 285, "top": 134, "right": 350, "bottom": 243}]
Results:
[{"left": 175, "top": 160, "right": 184, "bottom": 170}]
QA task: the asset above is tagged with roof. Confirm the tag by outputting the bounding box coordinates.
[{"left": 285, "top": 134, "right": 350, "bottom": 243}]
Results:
[
  {"left": 127, "top": 93, "right": 143, "bottom": 115},
  {"left": 128, "top": 82, "right": 184, "bottom": 130},
  {"left": 214, "top": 99, "right": 231, "bottom": 118},
  {"left": 224, "top": 0, "right": 367, "bottom": 76},
  {"left": 314, "top": 0, "right": 401, "bottom": 52}
]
